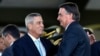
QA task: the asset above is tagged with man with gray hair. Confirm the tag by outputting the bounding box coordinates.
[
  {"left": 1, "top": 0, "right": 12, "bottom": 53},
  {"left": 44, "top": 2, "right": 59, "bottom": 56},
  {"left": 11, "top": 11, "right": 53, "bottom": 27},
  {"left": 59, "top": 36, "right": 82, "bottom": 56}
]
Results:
[{"left": 13, "top": 13, "right": 57, "bottom": 56}]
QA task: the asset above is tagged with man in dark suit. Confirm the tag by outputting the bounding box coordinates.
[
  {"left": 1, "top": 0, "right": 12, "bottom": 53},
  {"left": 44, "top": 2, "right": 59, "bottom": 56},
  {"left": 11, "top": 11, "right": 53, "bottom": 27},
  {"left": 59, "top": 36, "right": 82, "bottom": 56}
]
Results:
[
  {"left": 1, "top": 24, "right": 20, "bottom": 56},
  {"left": 13, "top": 13, "right": 57, "bottom": 56},
  {"left": 56, "top": 2, "right": 90, "bottom": 56}
]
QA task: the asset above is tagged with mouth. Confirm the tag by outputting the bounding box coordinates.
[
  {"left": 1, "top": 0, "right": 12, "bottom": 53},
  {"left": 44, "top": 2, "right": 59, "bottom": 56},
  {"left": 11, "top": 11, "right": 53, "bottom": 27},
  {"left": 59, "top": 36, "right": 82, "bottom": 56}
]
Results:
[{"left": 39, "top": 28, "right": 44, "bottom": 31}]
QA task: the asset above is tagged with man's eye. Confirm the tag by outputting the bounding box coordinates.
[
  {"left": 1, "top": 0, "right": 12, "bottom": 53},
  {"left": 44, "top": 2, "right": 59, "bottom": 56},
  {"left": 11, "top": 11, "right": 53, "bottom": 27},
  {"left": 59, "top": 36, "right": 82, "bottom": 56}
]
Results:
[{"left": 37, "top": 22, "right": 41, "bottom": 24}]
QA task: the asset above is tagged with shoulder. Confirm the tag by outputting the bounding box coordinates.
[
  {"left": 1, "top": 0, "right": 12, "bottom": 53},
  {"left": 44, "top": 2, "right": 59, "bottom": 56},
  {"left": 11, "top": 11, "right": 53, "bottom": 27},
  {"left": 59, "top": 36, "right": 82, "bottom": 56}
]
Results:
[
  {"left": 66, "top": 21, "right": 82, "bottom": 33},
  {"left": 14, "top": 37, "right": 25, "bottom": 44},
  {"left": 64, "top": 21, "right": 88, "bottom": 41},
  {"left": 13, "top": 34, "right": 29, "bottom": 46}
]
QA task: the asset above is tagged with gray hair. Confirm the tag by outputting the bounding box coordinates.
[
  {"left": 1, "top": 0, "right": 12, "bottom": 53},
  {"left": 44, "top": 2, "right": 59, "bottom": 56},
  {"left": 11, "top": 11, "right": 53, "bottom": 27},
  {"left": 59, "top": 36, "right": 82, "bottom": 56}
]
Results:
[{"left": 25, "top": 13, "right": 41, "bottom": 28}]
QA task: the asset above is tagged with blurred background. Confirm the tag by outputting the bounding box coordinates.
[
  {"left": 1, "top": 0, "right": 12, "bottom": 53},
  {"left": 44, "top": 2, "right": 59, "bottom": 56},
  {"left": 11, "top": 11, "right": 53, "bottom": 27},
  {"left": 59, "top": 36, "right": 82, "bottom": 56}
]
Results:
[{"left": 0, "top": 0, "right": 100, "bottom": 40}]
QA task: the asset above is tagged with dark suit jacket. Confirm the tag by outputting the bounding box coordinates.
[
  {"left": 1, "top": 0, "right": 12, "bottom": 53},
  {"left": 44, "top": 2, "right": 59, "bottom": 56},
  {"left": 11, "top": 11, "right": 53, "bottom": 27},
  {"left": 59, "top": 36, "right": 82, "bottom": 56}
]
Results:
[
  {"left": 56, "top": 21, "right": 90, "bottom": 56},
  {"left": 2, "top": 45, "right": 13, "bottom": 56},
  {"left": 91, "top": 41, "right": 100, "bottom": 56},
  {"left": 13, "top": 33, "right": 57, "bottom": 56}
]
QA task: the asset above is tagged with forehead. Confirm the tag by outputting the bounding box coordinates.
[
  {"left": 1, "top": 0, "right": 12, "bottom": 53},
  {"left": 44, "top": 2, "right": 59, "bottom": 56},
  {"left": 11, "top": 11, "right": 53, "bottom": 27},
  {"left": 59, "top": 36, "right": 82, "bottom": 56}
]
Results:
[
  {"left": 0, "top": 38, "right": 3, "bottom": 41},
  {"left": 59, "top": 8, "right": 67, "bottom": 14}
]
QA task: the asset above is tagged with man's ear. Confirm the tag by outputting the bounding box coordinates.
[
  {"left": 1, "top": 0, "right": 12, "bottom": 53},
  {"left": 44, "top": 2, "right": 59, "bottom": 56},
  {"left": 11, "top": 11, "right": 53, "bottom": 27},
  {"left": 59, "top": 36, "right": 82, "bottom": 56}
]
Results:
[{"left": 27, "top": 23, "right": 32, "bottom": 30}]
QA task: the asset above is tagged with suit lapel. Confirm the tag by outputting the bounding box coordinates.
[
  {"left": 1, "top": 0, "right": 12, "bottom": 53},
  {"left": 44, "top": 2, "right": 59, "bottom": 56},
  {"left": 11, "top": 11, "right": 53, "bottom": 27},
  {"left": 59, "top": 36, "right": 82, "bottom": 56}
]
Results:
[
  {"left": 24, "top": 34, "right": 40, "bottom": 56},
  {"left": 40, "top": 38, "right": 48, "bottom": 53}
]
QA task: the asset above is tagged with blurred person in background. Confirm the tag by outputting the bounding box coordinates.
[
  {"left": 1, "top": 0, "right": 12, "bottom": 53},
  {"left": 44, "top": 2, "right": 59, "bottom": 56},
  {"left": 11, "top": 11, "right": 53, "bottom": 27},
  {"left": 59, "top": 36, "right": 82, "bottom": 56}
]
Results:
[
  {"left": 56, "top": 2, "right": 90, "bottom": 56},
  {"left": 0, "top": 35, "right": 6, "bottom": 56},
  {"left": 1, "top": 24, "right": 20, "bottom": 56},
  {"left": 84, "top": 27, "right": 96, "bottom": 45},
  {"left": 13, "top": 13, "right": 57, "bottom": 56},
  {"left": 83, "top": 28, "right": 100, "bottom": 56}
]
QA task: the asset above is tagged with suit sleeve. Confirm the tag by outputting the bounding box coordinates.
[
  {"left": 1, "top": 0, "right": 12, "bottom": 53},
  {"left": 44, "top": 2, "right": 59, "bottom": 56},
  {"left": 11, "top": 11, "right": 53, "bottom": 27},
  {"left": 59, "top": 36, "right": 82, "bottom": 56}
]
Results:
[{"left": 57, "top": 33, "right": 78, "bottom": 56}]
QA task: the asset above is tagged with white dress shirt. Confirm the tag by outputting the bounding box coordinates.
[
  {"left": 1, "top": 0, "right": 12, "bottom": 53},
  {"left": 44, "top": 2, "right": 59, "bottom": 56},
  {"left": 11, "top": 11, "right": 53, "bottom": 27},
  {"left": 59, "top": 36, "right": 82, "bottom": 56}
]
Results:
[
  {"left": 65, "top": 23, "right": 70, "bottom": 31},
  {"left": 65, "top": 21, "right": 74, "bottom": 31},
  {"left": 0, "top": 52, "right": 2, "bottom": 56},
  {"left": 28, "top": 33, "right": 46, "bottom": 56}
]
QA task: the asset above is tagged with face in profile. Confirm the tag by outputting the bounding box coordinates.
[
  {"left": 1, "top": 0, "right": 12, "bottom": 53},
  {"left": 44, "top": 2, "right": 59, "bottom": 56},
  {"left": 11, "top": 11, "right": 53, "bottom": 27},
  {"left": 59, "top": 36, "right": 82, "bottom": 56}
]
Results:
[
  {"left": 29, "top": 16, "right": 44, "bottom": 37},
  {"left": 57, "top": 8, "right": 72, "bottom": 28},
  {"left": 2, "top": 34, "right": 11, "bottom": 47}
]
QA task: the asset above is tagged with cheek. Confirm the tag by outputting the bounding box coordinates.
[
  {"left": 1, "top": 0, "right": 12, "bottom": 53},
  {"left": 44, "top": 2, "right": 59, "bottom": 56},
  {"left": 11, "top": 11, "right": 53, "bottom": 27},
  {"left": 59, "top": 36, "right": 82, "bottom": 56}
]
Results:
[
  {"left": 37, "top": 28, "right": 42, "bottom": 32},
  {"left": 61, "top": 17, "right": 66, "bottom": 23},
  {"left": 37, "top": 28, "right": 43, "bottom": 34},
  {"left": 33, "top": 27, "right": 40, "bottom": 33},
  {"left": 4, "top": 38, "right": 8, "bottom": 44},
  {"left": 5, "top": 38, "right": 8, "bottom": 41}
]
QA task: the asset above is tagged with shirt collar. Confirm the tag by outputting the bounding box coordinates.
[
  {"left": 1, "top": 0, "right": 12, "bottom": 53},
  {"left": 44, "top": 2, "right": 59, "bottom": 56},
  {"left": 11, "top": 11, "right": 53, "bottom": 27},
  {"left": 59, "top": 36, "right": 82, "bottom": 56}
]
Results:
[
  {"left": 65, "top": 23, "right": 70, "bottom": 31},
  {"left": 10, "top": 42, "right": 14, "bottom": 46},
  {"left": 28, "top": 33, "right": 40, "bottom": 42},
  {"left": 65, "top": 21, "right": 75, "bottom": 31}
]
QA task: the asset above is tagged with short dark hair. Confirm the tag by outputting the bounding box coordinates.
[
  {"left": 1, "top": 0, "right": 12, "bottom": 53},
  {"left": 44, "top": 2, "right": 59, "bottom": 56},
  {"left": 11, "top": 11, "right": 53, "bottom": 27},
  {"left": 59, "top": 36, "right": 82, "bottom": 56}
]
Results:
[
  {"left": 59, "top": 2, "right": 80, "bottom": 21},
  {"left": 2, "top": 24, "right": 20, "bottom": 39}
]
